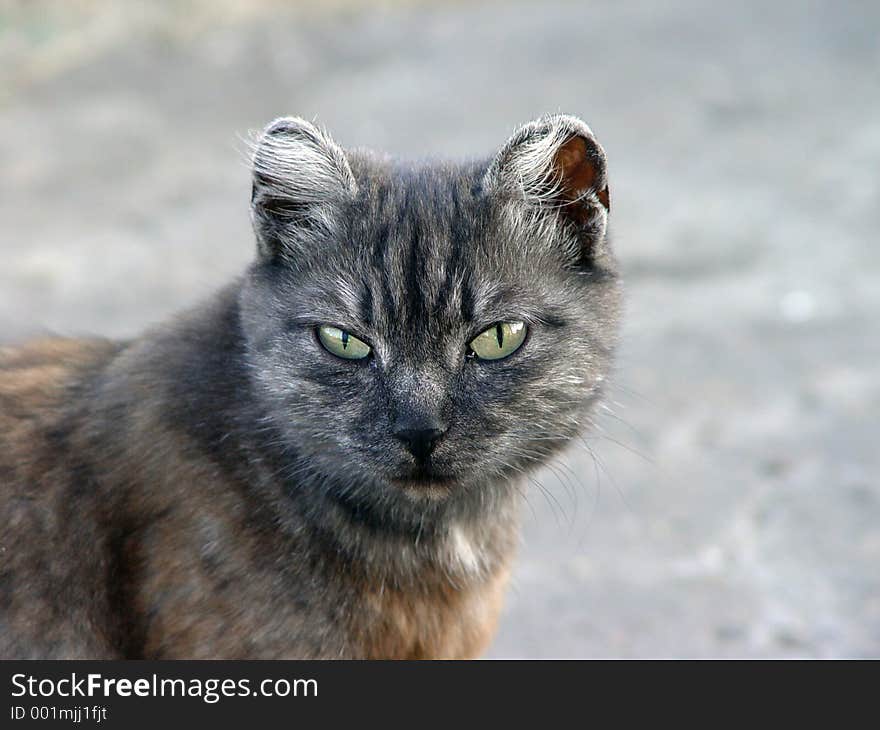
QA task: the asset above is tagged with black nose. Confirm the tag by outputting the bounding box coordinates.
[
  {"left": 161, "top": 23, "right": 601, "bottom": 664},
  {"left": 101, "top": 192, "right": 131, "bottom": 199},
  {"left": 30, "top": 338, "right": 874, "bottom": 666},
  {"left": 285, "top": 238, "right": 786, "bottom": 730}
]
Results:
[{"left": 394, "top": 427, "right": 447, "bottom": 460}]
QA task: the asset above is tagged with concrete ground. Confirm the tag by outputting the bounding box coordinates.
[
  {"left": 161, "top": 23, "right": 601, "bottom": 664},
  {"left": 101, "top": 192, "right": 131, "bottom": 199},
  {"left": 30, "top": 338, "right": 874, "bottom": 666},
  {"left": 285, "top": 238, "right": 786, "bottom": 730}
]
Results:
[{"left": 1, "top": 0, "right": 877, "bottom": 657}]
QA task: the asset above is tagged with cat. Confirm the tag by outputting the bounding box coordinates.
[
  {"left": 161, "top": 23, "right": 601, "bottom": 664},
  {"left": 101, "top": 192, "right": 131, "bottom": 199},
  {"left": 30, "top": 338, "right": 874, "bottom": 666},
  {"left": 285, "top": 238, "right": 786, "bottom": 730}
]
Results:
[{"left": 0, "top": 114, "right": 620, "bottom": 658}]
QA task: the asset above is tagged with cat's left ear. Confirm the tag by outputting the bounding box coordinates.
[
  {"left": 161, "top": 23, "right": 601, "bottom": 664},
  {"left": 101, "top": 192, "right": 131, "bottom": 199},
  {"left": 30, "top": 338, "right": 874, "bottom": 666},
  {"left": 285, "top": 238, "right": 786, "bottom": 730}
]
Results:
[{"left": 484, "top": 114, "right": 609, "bottom": 264}]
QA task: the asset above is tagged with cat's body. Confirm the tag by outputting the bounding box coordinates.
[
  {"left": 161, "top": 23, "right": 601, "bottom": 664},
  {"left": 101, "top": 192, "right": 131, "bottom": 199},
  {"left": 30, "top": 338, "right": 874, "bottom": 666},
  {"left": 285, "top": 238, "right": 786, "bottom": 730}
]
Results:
[{"left": 0, "top": 115, "right": 620, "bottom": 658}]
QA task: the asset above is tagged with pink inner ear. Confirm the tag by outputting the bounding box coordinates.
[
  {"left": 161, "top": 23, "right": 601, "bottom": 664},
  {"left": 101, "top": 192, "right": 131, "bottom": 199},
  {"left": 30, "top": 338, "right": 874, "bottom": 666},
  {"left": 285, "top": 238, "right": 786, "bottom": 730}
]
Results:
[{"left": 552, "top": 136, "right": 610, "bottom": 221}]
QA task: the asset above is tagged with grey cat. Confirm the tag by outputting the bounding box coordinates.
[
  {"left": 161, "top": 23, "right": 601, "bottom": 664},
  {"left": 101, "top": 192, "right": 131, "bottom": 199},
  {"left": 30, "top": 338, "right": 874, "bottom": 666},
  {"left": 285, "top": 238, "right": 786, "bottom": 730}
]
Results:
[{"left": 0, "top": 114, "right": 620, "bottom": 658}]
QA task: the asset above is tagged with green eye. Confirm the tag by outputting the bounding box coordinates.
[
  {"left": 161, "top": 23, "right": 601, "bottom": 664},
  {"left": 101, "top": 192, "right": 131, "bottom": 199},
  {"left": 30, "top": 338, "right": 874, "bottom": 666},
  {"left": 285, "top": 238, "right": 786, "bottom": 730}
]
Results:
[
  {"left": 317, "top": 326, "right": 371, "bottom": 360},
  {"left": 468, "top": 321, "right": 527, "bottom": 361}
]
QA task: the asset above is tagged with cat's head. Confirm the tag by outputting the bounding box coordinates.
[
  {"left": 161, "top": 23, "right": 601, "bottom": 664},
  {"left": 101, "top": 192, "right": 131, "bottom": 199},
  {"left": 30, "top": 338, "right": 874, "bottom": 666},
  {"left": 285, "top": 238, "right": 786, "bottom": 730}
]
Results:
[{"left": 239, "top": 115, "right": 621, "bottom": 507}]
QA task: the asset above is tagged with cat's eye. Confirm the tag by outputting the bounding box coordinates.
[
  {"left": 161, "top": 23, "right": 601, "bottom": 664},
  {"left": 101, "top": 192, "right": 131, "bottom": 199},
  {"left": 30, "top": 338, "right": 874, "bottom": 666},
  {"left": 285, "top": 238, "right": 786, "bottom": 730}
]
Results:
[
  {"left": 317, "top": 326, "right": 371, "bottom": 360},
  {"left": 468, "top": 321, "right": 527, "bottom": 361}
]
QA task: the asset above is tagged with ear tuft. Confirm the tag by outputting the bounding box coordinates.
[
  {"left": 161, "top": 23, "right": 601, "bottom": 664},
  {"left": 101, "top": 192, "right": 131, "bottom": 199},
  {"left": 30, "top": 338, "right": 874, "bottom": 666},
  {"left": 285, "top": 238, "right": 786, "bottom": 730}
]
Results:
[
  {"left": 250, "top": 117, "right": 356, "bottom": 260},
  {"left": 485, "top": 114, "right": 610, "bottom": 263}
]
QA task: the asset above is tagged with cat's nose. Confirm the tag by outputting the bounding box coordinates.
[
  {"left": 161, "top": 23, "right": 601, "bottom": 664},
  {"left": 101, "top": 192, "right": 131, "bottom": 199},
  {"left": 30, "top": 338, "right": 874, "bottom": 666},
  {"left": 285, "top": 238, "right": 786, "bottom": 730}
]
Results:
[{"left": 393, "top": 426, "right": 447, "bottom": 460}]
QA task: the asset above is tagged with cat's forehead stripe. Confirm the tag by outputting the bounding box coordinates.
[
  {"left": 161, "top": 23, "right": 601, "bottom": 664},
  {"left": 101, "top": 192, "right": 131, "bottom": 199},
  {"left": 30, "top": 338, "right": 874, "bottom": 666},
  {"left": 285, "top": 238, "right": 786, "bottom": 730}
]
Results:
[{"left": 357, "top": 172, "right": 476, "bottom": 331}]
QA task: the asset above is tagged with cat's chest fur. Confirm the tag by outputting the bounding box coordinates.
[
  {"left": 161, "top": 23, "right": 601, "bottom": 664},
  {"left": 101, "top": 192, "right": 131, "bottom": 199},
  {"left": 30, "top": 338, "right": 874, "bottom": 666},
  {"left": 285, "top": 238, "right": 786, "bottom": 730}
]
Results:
[
  {"left": 135, "top": 532, "right": 512, "bottom": 660},
  {"left": 120, "top": 458, "right": 514, "bottom": 659}
]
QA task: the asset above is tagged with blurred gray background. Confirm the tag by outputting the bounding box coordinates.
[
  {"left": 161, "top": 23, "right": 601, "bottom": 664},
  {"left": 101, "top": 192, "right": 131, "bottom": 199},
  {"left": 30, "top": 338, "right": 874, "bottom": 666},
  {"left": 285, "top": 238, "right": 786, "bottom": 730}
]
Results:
[{"left": 1, "top": 0, "right": 877, "bottom": 657}]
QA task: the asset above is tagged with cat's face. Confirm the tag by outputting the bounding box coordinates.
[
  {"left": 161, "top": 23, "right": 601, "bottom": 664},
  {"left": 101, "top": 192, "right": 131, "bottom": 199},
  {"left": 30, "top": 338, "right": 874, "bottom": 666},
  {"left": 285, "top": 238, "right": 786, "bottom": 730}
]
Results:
[{"left": 240, "top": 116, "right": 621, "bottom": 503}]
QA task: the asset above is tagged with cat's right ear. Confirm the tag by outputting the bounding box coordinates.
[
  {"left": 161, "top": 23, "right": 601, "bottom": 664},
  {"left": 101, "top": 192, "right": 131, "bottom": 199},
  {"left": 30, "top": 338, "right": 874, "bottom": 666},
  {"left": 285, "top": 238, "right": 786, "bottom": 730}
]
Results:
[{"left": 250, "top": 117, "right": 357, "bottom": 262}]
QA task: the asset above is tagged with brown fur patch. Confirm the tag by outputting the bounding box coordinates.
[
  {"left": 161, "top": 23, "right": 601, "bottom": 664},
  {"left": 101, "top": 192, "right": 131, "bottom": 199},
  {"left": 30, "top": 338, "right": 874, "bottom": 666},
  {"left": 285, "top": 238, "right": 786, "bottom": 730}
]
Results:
[{"left": 357, "top": 566, "right": 511, "bottom": 659}]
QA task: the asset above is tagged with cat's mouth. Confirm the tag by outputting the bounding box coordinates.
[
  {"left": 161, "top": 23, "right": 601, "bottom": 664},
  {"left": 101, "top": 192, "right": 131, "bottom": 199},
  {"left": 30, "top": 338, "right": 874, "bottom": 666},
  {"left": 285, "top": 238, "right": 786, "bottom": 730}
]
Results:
[{"left": 389, "top": 466, "right": 458, "bottom": 495}]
